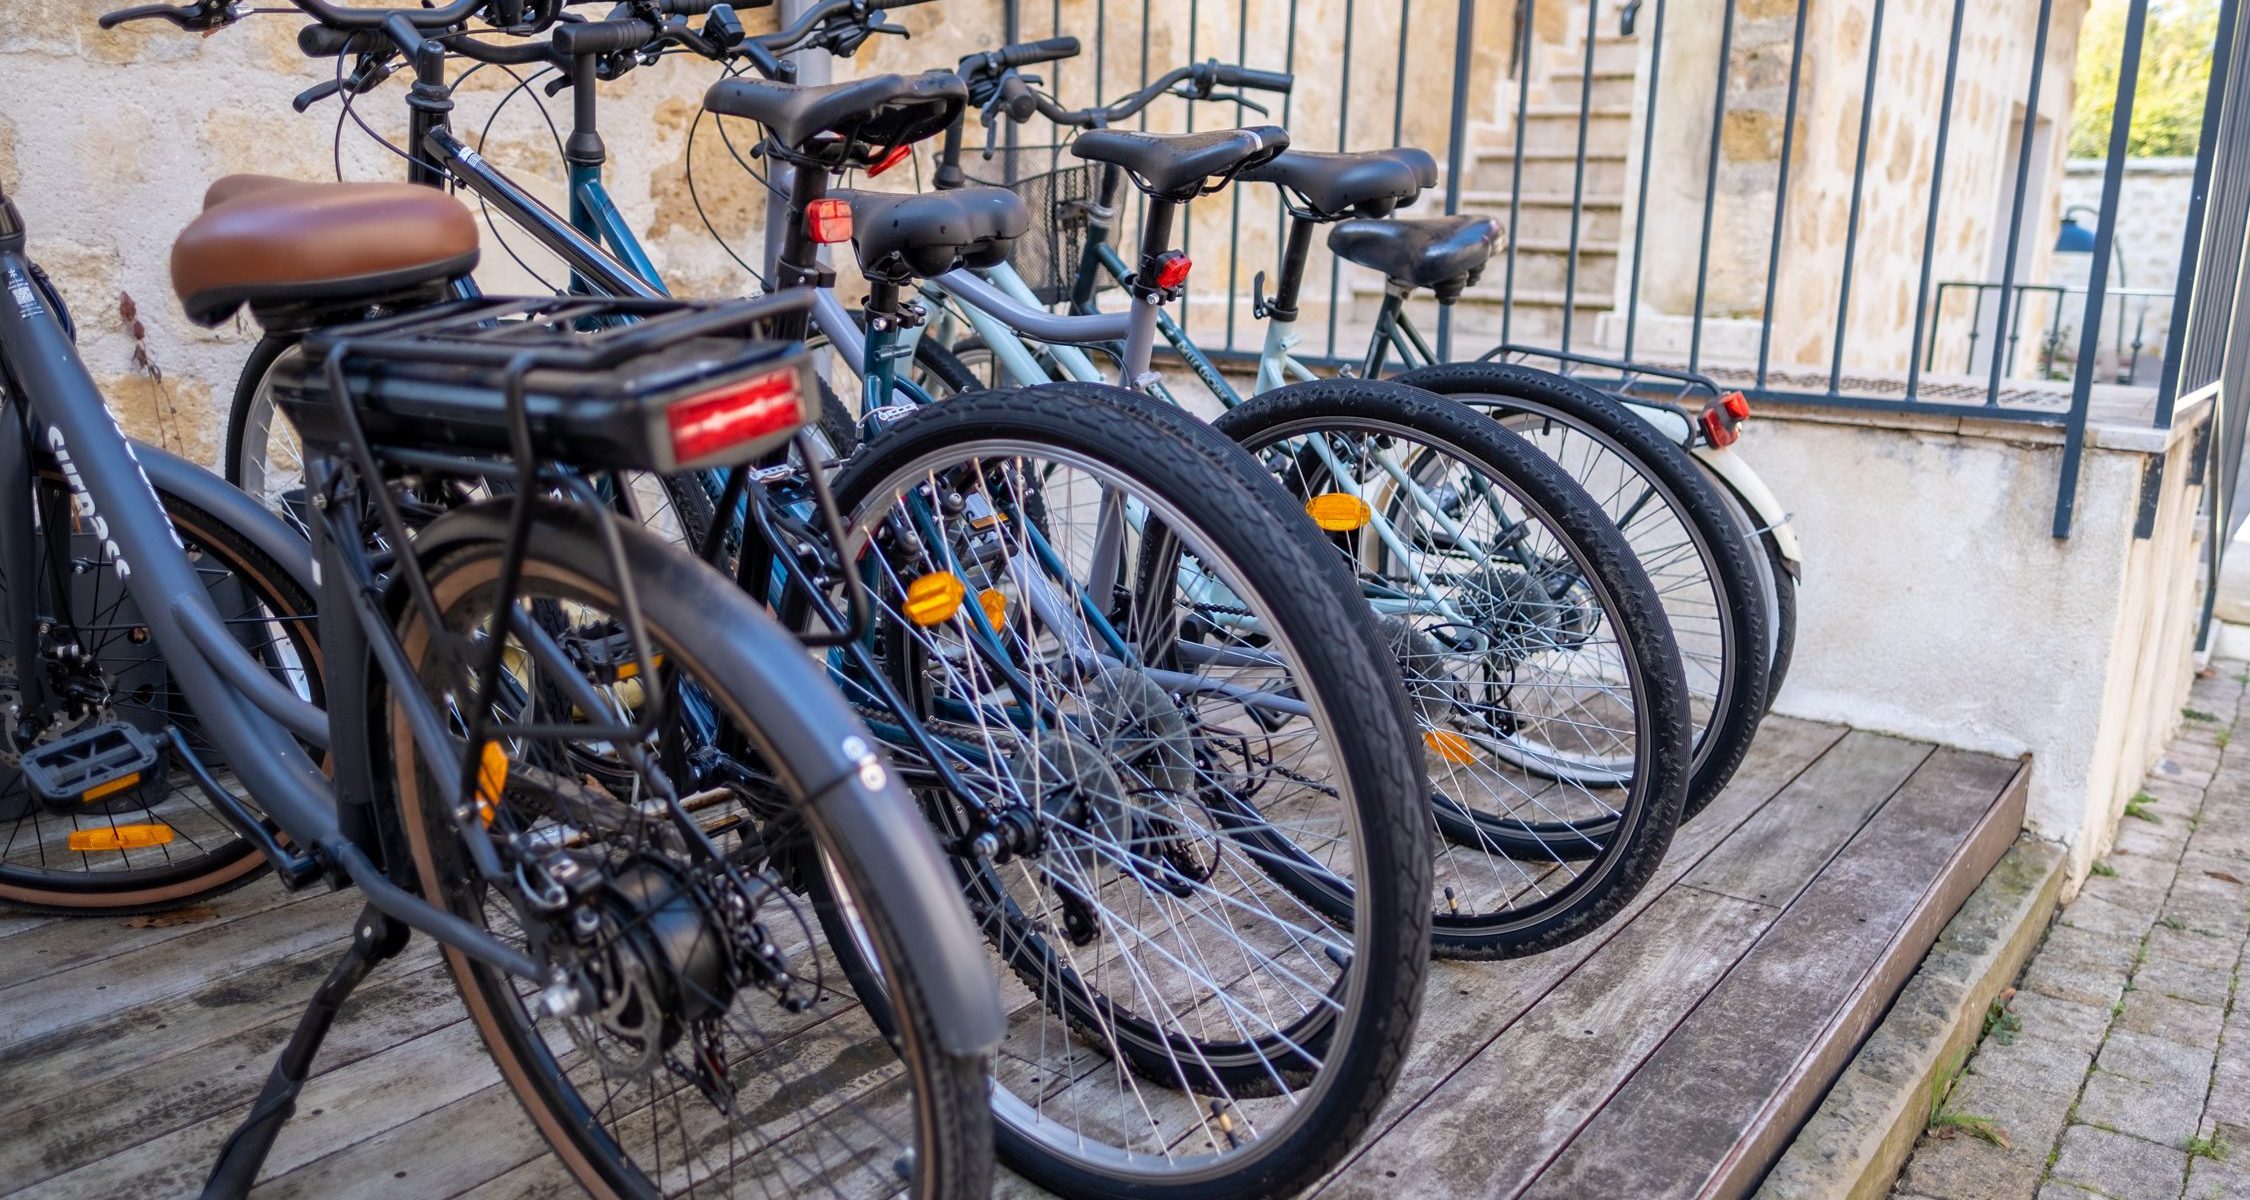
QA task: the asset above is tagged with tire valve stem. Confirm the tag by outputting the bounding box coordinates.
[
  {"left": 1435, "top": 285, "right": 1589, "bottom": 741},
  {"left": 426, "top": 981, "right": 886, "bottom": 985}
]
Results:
[
  {"left": 1444, "top": 885, "right": 1460, "bottom": 915},
  {"left": 1211, "top": 1100, "right": 1240, "bottom": 1149}
]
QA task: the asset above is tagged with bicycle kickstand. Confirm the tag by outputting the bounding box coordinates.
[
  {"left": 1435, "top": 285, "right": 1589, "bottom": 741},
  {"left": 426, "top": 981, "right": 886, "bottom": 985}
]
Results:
[{"left": 199, "top": 905, "right": 411, "bottom": 1200}]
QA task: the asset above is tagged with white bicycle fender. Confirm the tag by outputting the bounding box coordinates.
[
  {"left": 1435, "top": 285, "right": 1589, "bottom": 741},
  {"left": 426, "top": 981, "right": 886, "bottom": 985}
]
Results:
[{"left": 1696, "top": 442, "right": 1802, "bottom": 571}]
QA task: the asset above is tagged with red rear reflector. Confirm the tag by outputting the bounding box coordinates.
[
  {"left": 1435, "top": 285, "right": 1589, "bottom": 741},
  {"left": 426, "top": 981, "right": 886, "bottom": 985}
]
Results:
[
  {"left": 668, "top": 368, "right": 804, "bottom": 466},
  {"left": 806, "top": 198, "right": 853, "bottom": 244},
  {"left": 1153, "top": 253, "right": 1193, "bottom": 291},
  {"left": 868, "top": 144, "right": 914, "bottom": 176},
  {"left": 1721, "top": 391, "right": 1751, "bottom": 421},
  {"left": 1699, "top": 406, "right": 1739, "bottom": 448}
]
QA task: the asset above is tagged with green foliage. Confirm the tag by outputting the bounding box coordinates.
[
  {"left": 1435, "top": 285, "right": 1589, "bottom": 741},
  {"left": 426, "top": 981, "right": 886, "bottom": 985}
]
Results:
[
  {"left": 2126, "top": 793, "right": 2162, "bottom": 823},
  {"left": 2091, "top": 860, "right": 2119, "bottom": 877},
  {"left": 1982, "top": 996, "right": 2024, "bottom": 1046},
  {"left": 2071, "top": 0, "right": 2222, "bottom": 158},
  {"left": 2185, "top": 707, "right": 2219, "bottom": 722},
  {"left": 2188, "top": 1131, "right": 2230, "bottom": 1161}
]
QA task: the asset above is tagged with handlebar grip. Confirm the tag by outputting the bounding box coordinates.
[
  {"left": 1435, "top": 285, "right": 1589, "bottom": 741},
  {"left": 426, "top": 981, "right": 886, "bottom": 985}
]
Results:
[
  {"left": 866, "top": 0, "right": 939, "bottom": 11},
  {"left": 997, "top": 74, "right": 1037, "bottom": 121},
  {"left": 999, "top": 35, "right": 1079, "bottom": 67},
  {"left": 552, "top": 16, "right": 658, "bottom": 55},
  {"left": 1213, "top": 63, "right": 1292, "bottom": 93},
  {"left": 659, "top": 0, "right": 722, "bottom": 12},
  {"left": 298, "top": 23, "right": 373, "bottom": 56}
]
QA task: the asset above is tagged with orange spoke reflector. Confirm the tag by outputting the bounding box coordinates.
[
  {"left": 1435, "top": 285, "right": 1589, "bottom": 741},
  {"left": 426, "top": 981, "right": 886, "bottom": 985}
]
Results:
[
  {"left": 1424, "top": 729, "right": 1480, "bottom": 765},
  {"left": 68, "top": 823, "right": 173, "bottom": 852},
  {"left": 978, "top": 588, "right": 1007, "bottom": 630},
  {"left": 476, "top": 742, "right": 509, "bottom": 827},
  {"left": 904, "top": 573, "right": 968, "bottom": 626},
  {"left": 81, "top": 772, "right": 144, "bottom": 803},
  {"left": 1305, "top": 492, "right": 1372, "bottom": 532}
]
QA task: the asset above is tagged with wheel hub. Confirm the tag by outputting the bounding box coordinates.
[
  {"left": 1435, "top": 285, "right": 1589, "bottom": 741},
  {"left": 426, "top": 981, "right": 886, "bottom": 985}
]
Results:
[{"left": 1456, "top": 567, "right": 1596, "bottom": 667}]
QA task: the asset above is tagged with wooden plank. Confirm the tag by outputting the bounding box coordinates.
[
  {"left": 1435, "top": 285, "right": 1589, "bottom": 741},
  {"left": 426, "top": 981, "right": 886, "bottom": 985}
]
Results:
[
  {"left": 0, "top": 876, "right": 312, "bottom": 989},
  {"left": 1315, "top": 885, "right": 1775, "bottom": 1200},
  {"left": 0, "top": 887, "right": 365, "bottom": 1045},
  {"left": 1525, "top": 749, "right": 2027, "bottom": 1199},
  {"left": 0, "top": 957, "right": 460, "bottom": 1190},
  {"left": 1296, "top": 717, "right": 1849, "bottom": 1198},
  {"left": 12, "top": 1018, "right": 497, "bottom": 1200},
  {"left": 0, "top": 935, "right": 440, "bottom": 1098},
  {"left": 1681, "top": 731, "right": 1935, "bottom": 907},
  {"left": 259, "top": 1084, "right": 549, "bottom": 1200}
]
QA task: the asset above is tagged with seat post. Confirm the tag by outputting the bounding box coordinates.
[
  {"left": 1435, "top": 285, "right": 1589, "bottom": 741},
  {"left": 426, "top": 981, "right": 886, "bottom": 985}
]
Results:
[
  {"left": 1119, "top": 196, "right": 1182, "bottom": 386},
  {"left": 769, "top": 163, "right": 835, "bottom": 342},
  {"left": 1266, "top": 215, "right": 1318, "bottom": 324}
]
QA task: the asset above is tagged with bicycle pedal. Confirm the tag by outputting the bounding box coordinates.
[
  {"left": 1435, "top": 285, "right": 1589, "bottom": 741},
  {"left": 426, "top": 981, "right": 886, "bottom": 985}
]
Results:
[{"left": 20, "top": 721, "right": 164, "bottom": 814}]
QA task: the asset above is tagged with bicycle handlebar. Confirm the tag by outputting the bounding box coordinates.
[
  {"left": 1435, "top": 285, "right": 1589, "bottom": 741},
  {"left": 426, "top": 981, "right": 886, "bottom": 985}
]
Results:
[{"left": 1211, "top": 63, "right": 1291, "bottom": 93}]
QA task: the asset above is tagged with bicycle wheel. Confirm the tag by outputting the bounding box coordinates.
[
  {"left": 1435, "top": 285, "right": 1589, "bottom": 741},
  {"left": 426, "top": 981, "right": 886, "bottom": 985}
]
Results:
[
  {"left": 1214, "top": 378, "right": 1692, "bottom": 958},
  {"left": 819, "top": 382, "right": 1431, "bottom": 1200},
  {"left": 0, "top": 469, "right": 320, "bottom": 911},
  {"left": 383, "top": 502, "right": 990, "bottom": 1199},
  {"left": 226, "top": 334, "right": 713, "bottom": 545},
  {"left": 1393, "top": 361, "right": 1769, "bottom": 819}
]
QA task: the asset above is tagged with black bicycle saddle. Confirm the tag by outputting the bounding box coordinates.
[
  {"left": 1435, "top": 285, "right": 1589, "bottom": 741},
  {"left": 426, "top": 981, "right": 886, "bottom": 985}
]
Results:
[
  {"left": 1239, "top": 148, "right": 1434, "bottom": 219},
  {"left": 1070, "top": 125, "right": 1290, "bottom": 200},
  {"left": 1327, "top": 214, "right": 1502, "bottom": 302},
  {"left": 830, "top": 186, "right": 1030, "bottom": 282},
  {"left": 704, "top": 70, "right": 967, "bottom": 162}
]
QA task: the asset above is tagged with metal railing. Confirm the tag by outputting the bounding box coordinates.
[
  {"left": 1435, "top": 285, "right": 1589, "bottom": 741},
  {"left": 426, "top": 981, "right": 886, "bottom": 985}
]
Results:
[{"left": 996, "top": 0, "right": 2244, "bottom": 541}]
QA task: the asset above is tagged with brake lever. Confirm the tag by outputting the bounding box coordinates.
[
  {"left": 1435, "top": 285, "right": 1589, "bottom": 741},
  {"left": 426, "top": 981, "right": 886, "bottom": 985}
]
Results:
[
  {"left": 97, "top": 0, "right": 238, "bottom": 32},
  {"left": 1213, "top": 90, "right": 1268, "bottom": 116}
]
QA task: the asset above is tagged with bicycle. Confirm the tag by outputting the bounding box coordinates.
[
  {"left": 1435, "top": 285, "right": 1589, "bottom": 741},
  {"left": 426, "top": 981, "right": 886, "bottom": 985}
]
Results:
[
  {"left": 214, "top": 8, "right": 1442, "bottom": 1194},
  {"left": 882, "top": 48, "right": 1696, "bottom": 956},
  {"left": 12, "top": 3, "right": 1007, "bottom": 1195}
]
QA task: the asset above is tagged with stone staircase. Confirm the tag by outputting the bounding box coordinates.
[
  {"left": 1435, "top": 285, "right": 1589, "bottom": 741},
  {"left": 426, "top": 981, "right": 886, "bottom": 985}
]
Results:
[{"left": 1348, "top": 0, "right": 1642, "bottom": 349}]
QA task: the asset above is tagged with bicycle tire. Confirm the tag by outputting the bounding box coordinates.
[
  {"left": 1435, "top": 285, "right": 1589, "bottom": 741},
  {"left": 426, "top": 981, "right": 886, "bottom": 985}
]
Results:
[
  {"left": 1214, "top": 377, "right": 1691, "bottom": 957},
  {"left": 1392, "top": 361, "right": 1769, "bottom": 820},
  {"left": 0, "top": 471, "right": 321, "bottom": 912},
  {"left": 822, "top": 382, "right": 1431, "bottom": 1200},
  {"left": 383, "top": 505, "right": 991, "bottom": 1200}
]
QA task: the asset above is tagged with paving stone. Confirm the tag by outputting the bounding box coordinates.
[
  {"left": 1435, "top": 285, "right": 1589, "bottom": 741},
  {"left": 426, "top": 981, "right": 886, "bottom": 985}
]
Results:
[
  {"left": 2151, "top": 924, "right": 2243, "bottom": 972},
  {"left": 2133, "top": 955, "right": 2235, "bottom": 1007},
  {"left": 2097, "top": 1028, "right": 2220, "bottom": 1090},
  {"left": 2077, "top": 1066, "right": 2211, "bottom": 1148},
  {"left": 2105, "top": 847, "right": 2185, "bottom": 890},
  {"left": 2163, "top": 892, "right": 2250, "bottom": 941},
  {"left": 2047, "top": 1124, "right": 2191, "bottom": 1200},
  {"left": 1968, "top": 1022, "right": 2105, "bottom": 1096},
  {"left": 2031, "top": 1183, "right": 2107, "bottom": 1200},
  {"left": 2065, "top": 891, "right": 2160, "bottom": 940},
  {"left": 2183, "top": 1151, "right": 2250, "bottom": 1200},
  {"left": 2022, "top": 926, "right": 2145, "bottom": 1008},
  {"left": 2114, "top": 988, "right": 2228, "bottom": 1051},
  {"left": 2077, "top": 873, "right": 2175, "bottom": 914},
  {"left": 1896, "top": 1123, "right": 2047, "bottom": 1199},
  {"left": 2116, "top": 819, "right": 2192, "bottom": 862},
  {"left": 2206, "top": 1047, "right": 2250, "bottom": 1132}
]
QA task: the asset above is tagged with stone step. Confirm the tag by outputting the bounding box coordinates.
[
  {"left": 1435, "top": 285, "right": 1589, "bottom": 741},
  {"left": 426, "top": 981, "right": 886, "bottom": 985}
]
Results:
[
  {"left": 1514, "top": 105, "right": 1635, "bottom": 155},
  {"left": 1469, "top": 148, "right": 1630, "bottom": 197},
  {"left": 1347, "top": 279, "right": 1611, "bottom": 343},
  {"left": 1548, "top": 66, "right": 1643, "bottom": 109},
  {"left": 1458, "top": 189, "right": 1624, "bottom": 242},
  {"left": 1486, "top": 238, "right": 1621, "bottom": 294}
]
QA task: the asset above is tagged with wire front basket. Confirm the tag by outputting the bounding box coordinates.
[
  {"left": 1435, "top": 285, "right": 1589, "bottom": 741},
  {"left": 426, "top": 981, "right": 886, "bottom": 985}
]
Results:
[{"left": 966, "top": 142, "right": 1110, "bottom": 306}]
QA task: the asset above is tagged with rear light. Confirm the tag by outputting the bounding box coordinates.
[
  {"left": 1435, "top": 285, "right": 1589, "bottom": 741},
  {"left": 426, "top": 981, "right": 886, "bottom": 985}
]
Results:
[
  {"left": 1153, "top": 251, "right": 1193, "bottom": 292},
  {"left": 806, "top": 197, "right": 854, "bottom": 244},
  {"left": 668, "top": 367, "right": 805, "bottom": 467},
  {"left": 868, "top": 143, "right": 914, "bottom": 176},
  {"left": 1699, "top": 405, "right": 1740, "bottom": 448},
  {"left": 1721, "top": 391, "right": 1751, "bottom": 421}
]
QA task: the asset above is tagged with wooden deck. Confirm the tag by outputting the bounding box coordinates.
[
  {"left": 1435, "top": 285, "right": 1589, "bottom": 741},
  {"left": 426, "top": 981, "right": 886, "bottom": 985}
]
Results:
[{"left": 0, "top": 717, "right": 2025, "bottom": 1199}]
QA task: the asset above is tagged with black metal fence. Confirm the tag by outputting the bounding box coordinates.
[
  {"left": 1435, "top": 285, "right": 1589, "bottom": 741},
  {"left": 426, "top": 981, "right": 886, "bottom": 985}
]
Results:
[{"left": 998, "top": 0, "right": 2247, "bottom": 544}]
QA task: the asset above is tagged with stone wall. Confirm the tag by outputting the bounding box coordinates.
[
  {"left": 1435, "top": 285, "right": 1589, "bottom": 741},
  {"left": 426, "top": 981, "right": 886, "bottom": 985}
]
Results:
[
  {"left": 1620, "top": 0, "right": 2091, "bottom": 375},
  {"left": 2, "top": 0, "right": 1507, "bottom": 461}
]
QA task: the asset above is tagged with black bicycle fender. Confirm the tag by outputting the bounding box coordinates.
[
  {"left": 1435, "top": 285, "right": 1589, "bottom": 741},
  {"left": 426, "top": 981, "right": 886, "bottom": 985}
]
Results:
[
  {"left": 411, "top": 500, "right": 1006, "bottom": 1057},
  {"left": 136, "top": 440, "right": 318, "bottom": 598}
]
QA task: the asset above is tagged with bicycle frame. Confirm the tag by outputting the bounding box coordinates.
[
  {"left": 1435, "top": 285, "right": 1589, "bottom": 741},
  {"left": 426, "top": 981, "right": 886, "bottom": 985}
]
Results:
[{"left": 0, "top": 198, "right": 539, "bottom": 978}]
